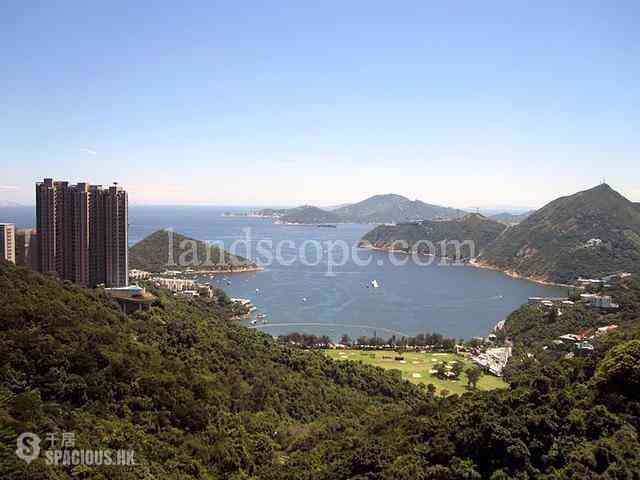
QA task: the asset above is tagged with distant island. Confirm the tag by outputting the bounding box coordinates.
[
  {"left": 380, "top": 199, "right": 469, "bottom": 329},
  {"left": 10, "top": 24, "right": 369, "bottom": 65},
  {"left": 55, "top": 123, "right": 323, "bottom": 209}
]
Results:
[
  {"left": 129, "top": 229, "right": 260, "bottom": 273},
  {"left": 359, "top": 184, "right": 640, "bottom": 285},
  {"left": 230, "top": 193, "right": 468, "bottom": 225},
  {"left": 276, "top": 205, "right": 344, "bottom": 225}
]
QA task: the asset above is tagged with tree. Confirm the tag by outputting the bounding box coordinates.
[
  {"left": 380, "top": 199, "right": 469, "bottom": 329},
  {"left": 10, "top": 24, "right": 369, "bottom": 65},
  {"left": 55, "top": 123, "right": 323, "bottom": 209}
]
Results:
[
  {"left": 340, "top": 334, "right": 352, "bottom": 346},
  {"left": 451, "top": 361, "right": 464, "bottom": 379},
  {"left": 465, "top": 366, "right": 483, "bottom": 390},
  {"left": 596, "top": 339, "right": 640, "bottom": 396},
  {"left": 434, "top": 361, "right": 448, "bottom": 379}
]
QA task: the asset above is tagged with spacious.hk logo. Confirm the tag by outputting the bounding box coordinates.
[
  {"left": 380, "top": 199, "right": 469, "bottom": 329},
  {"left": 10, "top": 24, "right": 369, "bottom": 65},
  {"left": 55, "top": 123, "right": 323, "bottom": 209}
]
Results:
[
  {"left": 15, "top": 431, "right": 136, "bottom": 467},
  {"left": 15, "top": 432, "right": 40, "bottom": 464}
]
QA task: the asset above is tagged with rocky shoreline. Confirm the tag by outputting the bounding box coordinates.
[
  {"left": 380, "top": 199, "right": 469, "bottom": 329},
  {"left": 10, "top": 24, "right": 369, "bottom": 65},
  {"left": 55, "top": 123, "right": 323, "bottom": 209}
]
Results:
[
  {"left": 359, "top": 243, "right": 572, "bottom": 288},
  {"left": 468, "top": 258, "right": 573, "bottom": 288}
]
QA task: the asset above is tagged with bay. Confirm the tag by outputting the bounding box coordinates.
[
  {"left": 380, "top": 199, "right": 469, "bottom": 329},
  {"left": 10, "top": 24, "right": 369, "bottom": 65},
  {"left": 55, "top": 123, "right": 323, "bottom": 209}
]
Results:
[{"left": 1, "top": 205, "right": 565, "bottom": 340}]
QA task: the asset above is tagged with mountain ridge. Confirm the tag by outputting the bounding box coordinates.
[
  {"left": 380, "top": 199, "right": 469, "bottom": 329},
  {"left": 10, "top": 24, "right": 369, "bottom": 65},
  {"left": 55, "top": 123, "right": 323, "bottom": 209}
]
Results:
[
  {"left": 333, "top": 194, "right": 466, "bottom": 223},
  {"left": 258, "top": 193, "right": 467, "bottom": 224},
  {"left": 479, "top": 184, "right": 640, "bottom": 283}
]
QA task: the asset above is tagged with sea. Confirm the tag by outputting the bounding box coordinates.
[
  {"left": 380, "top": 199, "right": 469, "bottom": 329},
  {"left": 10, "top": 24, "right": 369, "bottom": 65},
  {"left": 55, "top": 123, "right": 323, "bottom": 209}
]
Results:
[{"left": 1, "top": 205, "right": 565, "bottom": 340}]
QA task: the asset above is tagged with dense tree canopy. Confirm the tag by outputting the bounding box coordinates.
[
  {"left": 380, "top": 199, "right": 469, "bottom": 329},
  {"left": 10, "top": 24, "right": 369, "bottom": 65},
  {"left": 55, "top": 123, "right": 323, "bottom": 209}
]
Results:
[{"left": 1, "top": 261, "right": 640, "bottom": 478}]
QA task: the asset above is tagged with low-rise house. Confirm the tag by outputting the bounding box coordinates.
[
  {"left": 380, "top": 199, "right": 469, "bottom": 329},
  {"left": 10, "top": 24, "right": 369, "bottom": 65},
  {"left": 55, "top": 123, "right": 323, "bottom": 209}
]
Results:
[
  {"left": 559, "top": 334, "right": 581, "bottom": 342},
  {"left": 196, "top": 284, "right": 214, "bottom": 298},
  {"left": 104, "top": 285, "right": 157, "bottom": 313},
  {"left": 580, "top": 294, "right": 619, "bottom": 309},
  {"left": 471, "top": 346, "right": 512, "bottom": 377},
  {"left": 152, "top": 277, "right": 196, "bottom": 291},
  {"left": 129, "top": 269, "right": 152, "bottom": 280},
  {"left": 577, "top": 278, "right": 603, "bottom": 286},
  {"left": 528, "top": 297, "right": 569, "bottom": 306},
  {"left": 576, "top": 341, "right": 594, "bottom": 352},
  {"left": 596, "top": 324, "right": 618, "bottom": 336},
  {"left": 584, "top": 238, "right": 603, "bottom": 248}
]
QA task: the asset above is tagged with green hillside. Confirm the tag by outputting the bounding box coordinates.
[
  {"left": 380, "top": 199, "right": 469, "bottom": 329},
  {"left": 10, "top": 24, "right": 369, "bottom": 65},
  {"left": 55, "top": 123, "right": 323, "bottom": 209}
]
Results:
[
  {"left": 2, "top": 262, "right": 640, "bottom": 477},
  {"left": 480, "top": 184, "right": 640, "bottom": 283},
  {"left": 129, "top": 229, "right": 255, "bottom": 272},
  {"left": 361, "top": 213, "right": 506, "bottom": 259},
  {"left": 0, "top": 261, "right": 418, "bottom": 478}
]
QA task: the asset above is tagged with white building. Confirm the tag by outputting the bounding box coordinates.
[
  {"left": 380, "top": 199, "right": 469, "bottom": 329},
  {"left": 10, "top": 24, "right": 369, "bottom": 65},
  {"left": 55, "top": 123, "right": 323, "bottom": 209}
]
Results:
[
  {"left": 152, "top": 277, "right": 195, "bottom": 291},
  {"left": 0, "top": 223, "right": 16, "bottom": 263}
]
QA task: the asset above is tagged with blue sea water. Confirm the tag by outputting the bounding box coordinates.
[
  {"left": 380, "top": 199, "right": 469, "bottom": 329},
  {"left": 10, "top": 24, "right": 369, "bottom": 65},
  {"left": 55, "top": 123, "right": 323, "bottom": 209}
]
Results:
[{"left": 1, "top": 205, "right": 565, "bottom": 340}]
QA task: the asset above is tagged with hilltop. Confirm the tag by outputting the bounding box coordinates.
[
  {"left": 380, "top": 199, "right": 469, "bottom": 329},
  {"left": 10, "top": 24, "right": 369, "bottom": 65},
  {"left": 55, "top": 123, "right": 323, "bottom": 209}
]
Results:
[
  {"left": 361, "top": 213, "right": 507, "bottom": 259},
  {"left": 333, "top": 194, "right": 466, "bottom": 223},
  {"left": 128, "top": 229, "right": 256, "bottom": 272},
  {"left": 479, "top": 184, "right": 640, "bottom": 284}
]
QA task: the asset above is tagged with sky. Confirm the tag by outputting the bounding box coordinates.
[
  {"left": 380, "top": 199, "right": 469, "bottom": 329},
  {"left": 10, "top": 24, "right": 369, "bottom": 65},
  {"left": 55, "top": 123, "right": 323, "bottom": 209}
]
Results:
[{"left": 1, "top": 1, "right": 639, "bottom": 209}]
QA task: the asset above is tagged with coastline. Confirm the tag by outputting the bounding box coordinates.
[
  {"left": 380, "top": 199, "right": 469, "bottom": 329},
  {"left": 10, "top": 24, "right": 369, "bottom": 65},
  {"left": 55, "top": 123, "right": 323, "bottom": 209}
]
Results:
[
  {"left": 359, "top": 243, "right": 572, "bottom": 288},
  {"left": 151, "top": 265, "right": 265, "bottom": 277},
  {"left": 467, "top": 258, "right": 573, "bottom": 288}
]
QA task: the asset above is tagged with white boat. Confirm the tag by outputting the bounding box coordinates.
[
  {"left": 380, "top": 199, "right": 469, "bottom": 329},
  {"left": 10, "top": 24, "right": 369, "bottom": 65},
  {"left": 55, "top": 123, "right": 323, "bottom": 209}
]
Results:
[{"left": 371, "top": 280, "right": 380, "bottom": 288}]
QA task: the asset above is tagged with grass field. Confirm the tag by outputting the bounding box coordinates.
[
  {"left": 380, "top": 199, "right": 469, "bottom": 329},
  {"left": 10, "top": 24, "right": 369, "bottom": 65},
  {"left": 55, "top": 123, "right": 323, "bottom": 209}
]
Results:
[{"left": 324, "top": 349, "right": 507, "bottom": 395}]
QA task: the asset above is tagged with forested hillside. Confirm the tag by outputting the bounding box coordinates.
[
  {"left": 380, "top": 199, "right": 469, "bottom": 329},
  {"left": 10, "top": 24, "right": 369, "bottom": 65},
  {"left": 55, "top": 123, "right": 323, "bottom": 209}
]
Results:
[
  {"left": 129, "top": 229, "right": 255, "bottom": 272},
  {"left": 479, "top": 184, "right": 640, "bottom": 283},
  {"left": 361, "top": 213, "right": 506, "bottom": 259},
  {"left": 2, "top": 262, "right": 640, "bottom": 478}
]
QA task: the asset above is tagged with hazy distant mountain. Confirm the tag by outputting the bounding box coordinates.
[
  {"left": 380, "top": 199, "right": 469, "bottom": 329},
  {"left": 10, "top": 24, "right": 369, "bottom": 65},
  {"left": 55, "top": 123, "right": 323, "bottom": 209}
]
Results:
[
  {"left": 278, "top": 206, "right": 343, "bottom": 224},
  {"left": 0, "top": 200, "right": 22, "bottom": 207},
  {"left": 360, "top": 213, "right": 506, "bottom": 259},
  {"left": 323, "top": 203, "right": 352, "bottom": 211},
  {"left": 489, "top": 211, "right": 534, "bottom": 225},
  {"left": 479, "top": 184, "right": 640, "bottom": 283},
  {"left": 332, "top": 194, "right": 466, "bottom": 223}
]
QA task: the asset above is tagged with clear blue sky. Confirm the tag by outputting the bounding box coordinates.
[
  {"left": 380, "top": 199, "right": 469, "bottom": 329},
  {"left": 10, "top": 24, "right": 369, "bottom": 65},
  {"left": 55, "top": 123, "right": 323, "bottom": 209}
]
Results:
[{"left": 1, "top": 1, "right": 639, "bottom": 208}]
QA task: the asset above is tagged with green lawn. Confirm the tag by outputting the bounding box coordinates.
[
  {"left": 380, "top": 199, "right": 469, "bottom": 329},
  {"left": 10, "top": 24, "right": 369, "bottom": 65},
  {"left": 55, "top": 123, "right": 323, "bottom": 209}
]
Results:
[{"left": 324, "top": 349, "right": 507, "bottom": 395}]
